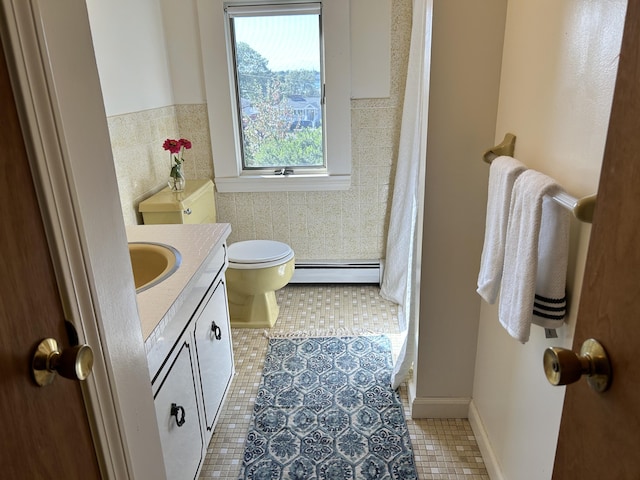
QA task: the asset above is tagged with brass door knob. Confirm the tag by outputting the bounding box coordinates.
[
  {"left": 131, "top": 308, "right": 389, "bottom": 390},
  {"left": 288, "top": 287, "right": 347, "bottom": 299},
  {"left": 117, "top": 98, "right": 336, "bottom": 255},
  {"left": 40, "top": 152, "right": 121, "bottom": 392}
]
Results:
[
  {"left": 32, "top": 338, "right": 94, "bottom": 387},
  {"left": 543, "top": 338, "right": 611, "bottom": 392}
]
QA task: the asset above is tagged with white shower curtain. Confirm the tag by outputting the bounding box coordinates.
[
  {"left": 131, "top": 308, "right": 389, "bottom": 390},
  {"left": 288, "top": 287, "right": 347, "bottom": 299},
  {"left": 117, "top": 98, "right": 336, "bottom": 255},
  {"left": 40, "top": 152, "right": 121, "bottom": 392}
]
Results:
[{"left": 380, "top": 0, "right": 431, "bottom": 389}]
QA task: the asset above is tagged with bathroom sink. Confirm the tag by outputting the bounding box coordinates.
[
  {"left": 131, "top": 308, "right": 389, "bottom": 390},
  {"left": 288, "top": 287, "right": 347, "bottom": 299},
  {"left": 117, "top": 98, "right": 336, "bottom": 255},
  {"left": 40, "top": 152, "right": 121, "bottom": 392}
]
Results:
[{"left": 129, "top": 242, "right": 182, "bottom": 293}]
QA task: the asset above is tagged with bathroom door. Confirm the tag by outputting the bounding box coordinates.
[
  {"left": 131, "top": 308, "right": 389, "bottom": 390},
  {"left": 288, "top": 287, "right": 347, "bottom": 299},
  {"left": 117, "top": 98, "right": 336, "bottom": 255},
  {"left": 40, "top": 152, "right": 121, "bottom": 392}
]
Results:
[
  {"left": 552, "top": 0, "right": 640, "bottom": 477},
  {"left": 0, "top": 37, "right": 101, "bottom": 478}
]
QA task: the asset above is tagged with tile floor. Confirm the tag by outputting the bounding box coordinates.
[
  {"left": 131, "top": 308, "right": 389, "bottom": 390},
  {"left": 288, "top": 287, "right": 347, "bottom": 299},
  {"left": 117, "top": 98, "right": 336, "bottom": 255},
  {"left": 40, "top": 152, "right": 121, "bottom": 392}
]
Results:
[{"left": 199, "top": 285, "right": 489, "bottom": 479}]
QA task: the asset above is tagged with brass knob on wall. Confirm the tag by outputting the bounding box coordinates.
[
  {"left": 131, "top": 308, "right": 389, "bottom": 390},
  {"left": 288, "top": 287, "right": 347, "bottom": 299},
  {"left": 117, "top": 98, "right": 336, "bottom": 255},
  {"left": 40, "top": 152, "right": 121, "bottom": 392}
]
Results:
[
  {"left": 543, "top": 338, "right": 611, "bottom": 392},
  {"left": 32, "top": 338, "right": 94, "bottom": 387}
]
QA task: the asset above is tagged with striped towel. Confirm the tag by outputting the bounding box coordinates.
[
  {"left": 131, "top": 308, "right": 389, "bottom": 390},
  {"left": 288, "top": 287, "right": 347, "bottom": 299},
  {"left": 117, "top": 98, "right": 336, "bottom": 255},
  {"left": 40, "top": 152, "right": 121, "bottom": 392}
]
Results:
[{"left": 499, "top": 170, "right": 571, "bottom": 343}]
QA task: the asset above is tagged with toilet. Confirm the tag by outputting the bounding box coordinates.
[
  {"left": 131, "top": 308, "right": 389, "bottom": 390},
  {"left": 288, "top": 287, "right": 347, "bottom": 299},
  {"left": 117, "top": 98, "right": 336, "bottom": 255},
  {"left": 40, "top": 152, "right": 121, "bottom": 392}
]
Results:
[
  {"left": 225, "top": 240, "right": 295, "bottom": 328},
  {"left": 138, "top": 179, "right": 295, "bottom": 328}
]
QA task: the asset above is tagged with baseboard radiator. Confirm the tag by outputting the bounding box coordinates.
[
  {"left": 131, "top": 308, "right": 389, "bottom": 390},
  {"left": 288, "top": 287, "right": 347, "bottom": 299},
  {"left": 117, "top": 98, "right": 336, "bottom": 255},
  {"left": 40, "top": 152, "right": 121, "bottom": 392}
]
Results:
[{"left": 290, "top": 260, "right": 383, "bottom": 284}]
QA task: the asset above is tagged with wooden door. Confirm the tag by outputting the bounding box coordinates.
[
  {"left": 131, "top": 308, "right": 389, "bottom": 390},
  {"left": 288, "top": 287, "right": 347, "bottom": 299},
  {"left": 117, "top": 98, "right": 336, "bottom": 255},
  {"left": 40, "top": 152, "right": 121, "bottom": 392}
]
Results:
[
  {"left": 553, "top": 0, "right": 640, "bottom": 477},
  {"left": 0, "top": 37, "right": 101, "bottom": 478}
]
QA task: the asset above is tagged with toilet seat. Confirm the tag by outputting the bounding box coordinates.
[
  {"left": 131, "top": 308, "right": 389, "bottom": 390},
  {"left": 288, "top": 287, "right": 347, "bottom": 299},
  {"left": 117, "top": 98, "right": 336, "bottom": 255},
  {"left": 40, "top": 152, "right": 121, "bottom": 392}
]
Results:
[{"left": 228, "top": 240, "right": 294, "bottom": 269}]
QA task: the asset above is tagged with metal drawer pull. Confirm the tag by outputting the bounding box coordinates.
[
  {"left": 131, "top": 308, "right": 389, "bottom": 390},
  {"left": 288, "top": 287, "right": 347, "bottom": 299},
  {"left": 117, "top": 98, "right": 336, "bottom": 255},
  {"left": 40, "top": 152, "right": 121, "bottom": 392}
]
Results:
[
  {"left": 211, "top": 321, "right": 222, "bottom": 340},
  {"left": 170, "top": 403, "right": 186, "bottom": 427},
  {"left": 183, "top": 208, "right": 192, "bottom": 215}
]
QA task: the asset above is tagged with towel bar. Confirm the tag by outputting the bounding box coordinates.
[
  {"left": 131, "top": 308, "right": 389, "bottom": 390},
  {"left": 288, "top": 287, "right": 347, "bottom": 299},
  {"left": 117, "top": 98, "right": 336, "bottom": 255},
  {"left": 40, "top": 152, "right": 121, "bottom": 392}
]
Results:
[
  {"left": 483, "top": 132, "right": 516, "bottom": 163},
  {"left": 483, "top": 133, "right": 597, "bottom": 223}
]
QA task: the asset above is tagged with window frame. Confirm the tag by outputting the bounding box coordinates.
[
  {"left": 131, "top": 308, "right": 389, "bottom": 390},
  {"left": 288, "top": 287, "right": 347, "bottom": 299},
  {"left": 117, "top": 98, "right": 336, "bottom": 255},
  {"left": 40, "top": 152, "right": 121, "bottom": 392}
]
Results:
[
  {"left": 227, "top": 3, "right": 325, "bottom": 172},
  {"left": 198, "top": 0, "right": 351, "bottom": 193}
]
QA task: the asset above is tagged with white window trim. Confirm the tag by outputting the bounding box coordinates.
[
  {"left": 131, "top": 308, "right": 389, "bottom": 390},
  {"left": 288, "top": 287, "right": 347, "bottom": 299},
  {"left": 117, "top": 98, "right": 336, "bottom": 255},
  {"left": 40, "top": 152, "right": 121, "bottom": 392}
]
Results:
[{"left": 197, "top": 0, "right": 351, "bottom": 193}]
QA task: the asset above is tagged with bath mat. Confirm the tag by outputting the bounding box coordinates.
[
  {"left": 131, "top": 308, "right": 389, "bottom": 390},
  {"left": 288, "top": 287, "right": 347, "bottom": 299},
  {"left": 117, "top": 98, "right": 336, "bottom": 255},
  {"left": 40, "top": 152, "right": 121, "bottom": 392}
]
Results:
[{"left": 238, "top": 335, "right": 417, "bottom": 480}]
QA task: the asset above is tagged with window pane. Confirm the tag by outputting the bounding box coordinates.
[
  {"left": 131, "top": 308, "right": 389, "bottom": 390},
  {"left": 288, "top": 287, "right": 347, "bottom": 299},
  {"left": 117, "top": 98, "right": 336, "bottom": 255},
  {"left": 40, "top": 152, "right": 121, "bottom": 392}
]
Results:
[{"left": 231, "top": 12, "right": 324, "bottom": 170}]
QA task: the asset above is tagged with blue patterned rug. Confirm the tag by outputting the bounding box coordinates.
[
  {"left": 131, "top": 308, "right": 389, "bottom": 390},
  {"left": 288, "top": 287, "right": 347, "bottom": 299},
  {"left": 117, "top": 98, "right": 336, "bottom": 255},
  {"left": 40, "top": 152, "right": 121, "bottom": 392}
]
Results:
[{"left": 239, "top": 335, "right": 417, "bottom": 480}]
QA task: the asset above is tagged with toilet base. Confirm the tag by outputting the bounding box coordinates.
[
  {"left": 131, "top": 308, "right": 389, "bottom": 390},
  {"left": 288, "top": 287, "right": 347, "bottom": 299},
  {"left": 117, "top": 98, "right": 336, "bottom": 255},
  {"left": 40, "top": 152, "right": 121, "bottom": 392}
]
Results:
[
  {"left": 225, "top": 257, "right": 294, "bottom": 328},
  {"left": 228, "top": 289, "right": 280, "bottom": 329}
]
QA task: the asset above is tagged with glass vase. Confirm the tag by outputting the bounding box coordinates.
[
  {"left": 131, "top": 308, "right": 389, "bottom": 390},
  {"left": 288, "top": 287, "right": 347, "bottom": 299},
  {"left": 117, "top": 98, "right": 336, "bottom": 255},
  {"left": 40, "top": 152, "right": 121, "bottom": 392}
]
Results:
[{"left": 168, "top": 165, "right": 186, "bottom": 192}]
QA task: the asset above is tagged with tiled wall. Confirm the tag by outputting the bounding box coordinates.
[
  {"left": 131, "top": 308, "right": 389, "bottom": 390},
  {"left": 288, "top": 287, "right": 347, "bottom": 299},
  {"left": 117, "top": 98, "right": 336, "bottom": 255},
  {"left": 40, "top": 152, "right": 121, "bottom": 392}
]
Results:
[
  {"left": 108, "top": 105, "right": 213, "bottom": 225},
  {"left": 109, "top": 0, "right": 411, "bottom": 261}
]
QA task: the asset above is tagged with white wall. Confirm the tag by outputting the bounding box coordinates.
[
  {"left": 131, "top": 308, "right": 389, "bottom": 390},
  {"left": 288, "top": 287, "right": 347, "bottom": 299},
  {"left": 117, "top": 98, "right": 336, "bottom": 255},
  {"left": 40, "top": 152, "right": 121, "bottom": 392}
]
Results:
[
  {"left": 86, "top": 0, "right": 174, "bottom": 116},
  {"left": 470, "top": 0, "right": 626, "bottom": 478},
  {"left": 90, "top": 0, "right": 392, "bottom": 112},
  {"left": 159, "top": 0, "right": 206, "bottom": 104},
  {"left": 412, "top": 0, "right": 507, "bottom": 417}
]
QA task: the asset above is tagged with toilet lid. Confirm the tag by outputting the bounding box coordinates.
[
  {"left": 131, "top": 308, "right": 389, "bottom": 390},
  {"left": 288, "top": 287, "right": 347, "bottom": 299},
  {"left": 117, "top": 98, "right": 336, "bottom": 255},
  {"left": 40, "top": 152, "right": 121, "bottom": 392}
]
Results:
[{"left": 228, "top": 240, "right": 293, "bottom": 264}]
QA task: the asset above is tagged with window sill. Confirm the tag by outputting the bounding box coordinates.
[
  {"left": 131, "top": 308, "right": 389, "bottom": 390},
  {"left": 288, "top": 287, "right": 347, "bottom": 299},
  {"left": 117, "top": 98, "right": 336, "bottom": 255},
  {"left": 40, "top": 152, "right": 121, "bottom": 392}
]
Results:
[{"left": 214, "top": 174, "right": 351, "bottom": 193}]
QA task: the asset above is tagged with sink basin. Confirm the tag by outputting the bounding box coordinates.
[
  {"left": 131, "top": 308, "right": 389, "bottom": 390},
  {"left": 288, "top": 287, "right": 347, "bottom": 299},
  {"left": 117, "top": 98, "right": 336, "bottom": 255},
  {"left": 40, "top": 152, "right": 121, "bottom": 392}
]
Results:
[{"left": 129, "top": 242, "right": 182, "bottom": 293}]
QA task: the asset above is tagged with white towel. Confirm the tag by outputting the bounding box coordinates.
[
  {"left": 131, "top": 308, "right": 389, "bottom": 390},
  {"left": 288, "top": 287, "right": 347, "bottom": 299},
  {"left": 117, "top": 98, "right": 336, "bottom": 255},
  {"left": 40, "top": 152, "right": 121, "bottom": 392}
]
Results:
[
  {"left": 532, "top": 195, "right": 570, "bottom": 328},
  {"left": 499, "top": 170, "right": 571, "bottom": 343},
  {"left": 477, "top": 156, "right": 527, "bottom": 304}
]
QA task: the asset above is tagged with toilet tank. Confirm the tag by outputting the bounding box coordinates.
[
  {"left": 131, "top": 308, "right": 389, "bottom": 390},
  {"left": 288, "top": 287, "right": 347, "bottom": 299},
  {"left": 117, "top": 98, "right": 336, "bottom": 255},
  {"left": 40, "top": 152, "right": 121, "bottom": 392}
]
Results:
[{"left": 138, "top": 179, "right": 216, "bottom": 225}]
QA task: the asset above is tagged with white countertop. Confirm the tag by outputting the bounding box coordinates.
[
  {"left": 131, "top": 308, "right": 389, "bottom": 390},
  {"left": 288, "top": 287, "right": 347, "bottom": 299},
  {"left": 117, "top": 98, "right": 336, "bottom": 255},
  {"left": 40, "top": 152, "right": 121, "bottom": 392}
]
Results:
[{"left": 126, "top": 223, "right": 231, "bottom": 346}]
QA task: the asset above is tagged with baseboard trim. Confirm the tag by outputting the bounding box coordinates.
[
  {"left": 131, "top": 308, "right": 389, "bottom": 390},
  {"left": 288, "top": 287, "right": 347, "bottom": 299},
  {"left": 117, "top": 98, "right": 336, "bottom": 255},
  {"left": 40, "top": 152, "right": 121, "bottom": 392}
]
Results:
[
  {"left": 468, "top": 400, "right": 505, "bottom": 480},
  {"left": 410, "top": 396, "right": 471, "bottom": 418}
]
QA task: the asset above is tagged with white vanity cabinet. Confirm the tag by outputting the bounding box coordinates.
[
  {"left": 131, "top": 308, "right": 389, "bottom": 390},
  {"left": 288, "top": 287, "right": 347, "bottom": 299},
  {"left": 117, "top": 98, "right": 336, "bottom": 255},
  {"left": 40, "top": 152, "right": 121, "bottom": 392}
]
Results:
[{"left": 137, "top": 225, "right": 234, "bottom": 480}]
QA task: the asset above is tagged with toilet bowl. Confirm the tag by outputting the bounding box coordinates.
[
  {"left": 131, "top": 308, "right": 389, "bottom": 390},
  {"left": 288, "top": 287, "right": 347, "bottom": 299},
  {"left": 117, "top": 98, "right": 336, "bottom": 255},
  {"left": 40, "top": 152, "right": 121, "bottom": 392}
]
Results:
[{"left": 225, "top": 240, "right": 295, "bottom": 328}]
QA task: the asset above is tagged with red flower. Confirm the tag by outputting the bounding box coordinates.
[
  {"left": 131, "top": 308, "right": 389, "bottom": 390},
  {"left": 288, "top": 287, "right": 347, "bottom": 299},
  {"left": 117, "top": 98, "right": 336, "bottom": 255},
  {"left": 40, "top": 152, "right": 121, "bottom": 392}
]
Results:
[
  {"left": 179, "top": 138, "right": 192, "bottom": 150},
  {"left": 163, "top": 139, "right": 181, "bottom": 154}
]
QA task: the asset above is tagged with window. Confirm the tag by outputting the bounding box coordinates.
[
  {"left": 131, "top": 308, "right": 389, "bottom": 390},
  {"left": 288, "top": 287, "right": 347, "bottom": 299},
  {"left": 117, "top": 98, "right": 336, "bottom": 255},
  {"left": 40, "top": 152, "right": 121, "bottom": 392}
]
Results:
[
  {"left": 198, "top": 0, "right": 351, "bottom": 192},
  {"left": 228, "top": 4, "right": 324, "bottom": 170}
]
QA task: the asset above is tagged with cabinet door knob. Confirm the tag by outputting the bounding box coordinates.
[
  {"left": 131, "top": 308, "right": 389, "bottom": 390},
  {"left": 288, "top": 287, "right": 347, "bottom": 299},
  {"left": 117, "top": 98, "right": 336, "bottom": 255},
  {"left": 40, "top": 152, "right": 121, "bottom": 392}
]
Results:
[
  {"left": 183, "top": 208, "right": 192, "bottom": 215},
  {"left": 211, "top": 321, "right": 222, "bottom": 340},
  {"left": 170, "top": 403, "right": 186, "bottom": 427}
]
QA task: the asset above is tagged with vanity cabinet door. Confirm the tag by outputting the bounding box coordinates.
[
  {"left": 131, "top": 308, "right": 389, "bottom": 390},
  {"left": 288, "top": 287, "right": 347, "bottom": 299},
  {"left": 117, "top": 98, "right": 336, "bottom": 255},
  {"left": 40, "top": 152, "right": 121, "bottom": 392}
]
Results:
[
  {"left": 194, "top": 277, "right": 234, "bottom": 436},
  {"left": 154, "top": 341, "right": 204, "bottom": 480}
]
